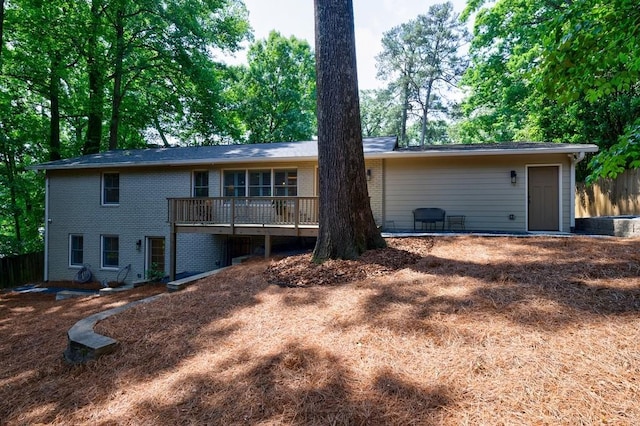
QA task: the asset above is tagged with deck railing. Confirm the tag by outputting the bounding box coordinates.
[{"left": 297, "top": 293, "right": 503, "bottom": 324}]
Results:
[{"left": 168, "top": 197, "right": 319, "bottom": 227}]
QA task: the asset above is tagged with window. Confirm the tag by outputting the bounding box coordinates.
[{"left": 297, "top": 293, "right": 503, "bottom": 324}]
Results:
[
  {"left": 102, "top": 173, "right": 119, "bottom": 205},
  {"left": 193, "top": 171, "right": 209, "bottom": 197},
  {"left": 101, "top": 235, "right": 119, "bottom": 269},
  {"left": 249, "top": 170, "right": 271, "bottom": 196},
  {"left": 274, "top": 169, "right": 297, "bottom": 196},
  {"left": 223, "top": 169, "right": 297, "bottom": 197},
  {"left": 69, "top": 234, "right": 83, "bottom": 266},
  {"left": 224, "top": 170, "right": 246, "bottom": 197}
]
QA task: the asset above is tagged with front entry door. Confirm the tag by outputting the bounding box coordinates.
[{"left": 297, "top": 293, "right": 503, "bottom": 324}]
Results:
[{"left": 528, "top": 166, "right": 559, "bottom": 231}]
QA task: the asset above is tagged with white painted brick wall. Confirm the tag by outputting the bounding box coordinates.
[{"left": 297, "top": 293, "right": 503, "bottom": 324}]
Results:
[
  {"left": 46, "top": 167, "right": 224, "bottom": 284},
  {"left": 46, "top": 160, "right": 345, "bottom": 284}
]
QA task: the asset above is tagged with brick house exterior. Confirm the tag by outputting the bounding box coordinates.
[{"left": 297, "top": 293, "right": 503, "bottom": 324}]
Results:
[{"left": 32, "top": 138, "right": 597, "bottom": 284}]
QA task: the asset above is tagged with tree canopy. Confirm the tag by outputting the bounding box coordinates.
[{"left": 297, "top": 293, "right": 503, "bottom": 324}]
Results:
[
  {"left": 461, "top": 0, "right": 640, "bottom": 181},
  {"left": 3, "top": 0, "right": 639, "bottom": 255},
  {"left": 376, "top": 2, "right": 469, "bottom": 146},
  {"left": 239, "top": 31, "right": 317, "bottom": 143},
  {"left": 0, "top": 0, "right": 251, "bottom": 255}
]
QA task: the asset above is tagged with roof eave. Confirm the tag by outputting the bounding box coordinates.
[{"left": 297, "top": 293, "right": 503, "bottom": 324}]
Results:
[
  {"left": 369, "top": 145, "right": 599, "bottom": 159},
  {"left": 30, "top": 155, "right": 322, "bottom": 171},
  {"left": 30, "top": 143, "right": 600, "bottom": 171}
]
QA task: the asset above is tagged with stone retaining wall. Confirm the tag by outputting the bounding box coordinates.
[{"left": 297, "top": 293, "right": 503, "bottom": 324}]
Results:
[{"left": 575, "top": 216, "right": 640, "bottom": 237}]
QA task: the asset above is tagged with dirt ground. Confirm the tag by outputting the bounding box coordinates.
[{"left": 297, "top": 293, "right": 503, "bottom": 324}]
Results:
[{"left": 1, "top": 235, "right": 639, "bottom": 425}]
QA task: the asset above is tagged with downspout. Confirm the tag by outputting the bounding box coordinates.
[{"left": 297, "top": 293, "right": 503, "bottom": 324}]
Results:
[
  {"left": 44, "top": 173, "right": 50, "bottom": 281},
  {"left": 569, "top": 152, "right": 586, "bottom": 232}
]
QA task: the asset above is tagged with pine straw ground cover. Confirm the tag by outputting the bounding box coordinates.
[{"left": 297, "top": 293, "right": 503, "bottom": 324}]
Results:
[{"left": 1, "top": 236, "right": 640, "bottom": 425}]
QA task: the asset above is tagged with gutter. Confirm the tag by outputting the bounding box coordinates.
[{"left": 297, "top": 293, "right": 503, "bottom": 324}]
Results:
[
  {"left": 44, "top": 173, "right": 50, "bottom": 281},
  {"left": 29, "top": 145, "right": 600, "bottom": 172},
  {"left": 365, "top": 145, "right": 599, "bottom": 160},
  {"left": 29, "top": 155, "right": 322, "bottom": 171}
]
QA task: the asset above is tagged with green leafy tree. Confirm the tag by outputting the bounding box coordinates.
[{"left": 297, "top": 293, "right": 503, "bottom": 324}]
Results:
[
  {"left": 539, "top": 0, "right": 640, "bottom": 181},
  {"left": 461, "top": 0, "right": 640, "bottom": 181},
  {"left": 376, "top": 2, "right": 469, "bottom": 146},
  {"left": 0, "top": 0, "right": 252, "bottom": 255},
  {"left": 99, "top": 0, "right": 251, "bottom": 149},
  {"left": 0, "top": 0, "right": 61, "bottom": 254},
  {"left": 313, "top": 0, "right": 385, "bottom": 262},
  {"left": 359, "top": 88, "right": 402, "bottom": 138},
  {"left": 239, "top": 31, "right": 316, "bottom": 143},
  {"left": 376, "top": 20, "right": 420, "bottom": 145}
]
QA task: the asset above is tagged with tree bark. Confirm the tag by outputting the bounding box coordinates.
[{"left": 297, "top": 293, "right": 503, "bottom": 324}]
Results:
[
  {"left": 49, "top": 53, "right": 62, "bottom": 161},
  {"left": 0, "top": 141, "right": 22, "bottom": 249},
  {"left": 153, "top": 114, "right": 171, "bottom": 147},
  {"left": 108, "top": 5, "right": 125, "bottom": 150},
  {"left": 0, "top": 0, "right": 5, "bottom": 68},
  {"left": 400, "top": 76, "right": 410, "bottom": 145},
  {"left": 312, "top": 0, "right": 385, "bottom": 262},
  {"left": 420, "top": 78, "right": 433, "bottom": 148},
  {"left": 84, "top": 0, "right": 104, "bottom": 155}
]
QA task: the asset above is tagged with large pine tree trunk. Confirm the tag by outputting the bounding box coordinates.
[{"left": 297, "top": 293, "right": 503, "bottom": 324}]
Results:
[
  {"left": 420, "top": 79, "right": 433, "bottom": 148},
  {"left": 312, "top": 0, "right": 385, "bottom": 262}
]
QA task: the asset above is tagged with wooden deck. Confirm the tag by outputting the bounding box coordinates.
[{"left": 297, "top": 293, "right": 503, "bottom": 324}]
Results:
[
  {"left": 167, "top": 197, "right": 319, "bottom": 279},
  {"left": 168, "top": 197, "right": 319, "bottom": 236}
]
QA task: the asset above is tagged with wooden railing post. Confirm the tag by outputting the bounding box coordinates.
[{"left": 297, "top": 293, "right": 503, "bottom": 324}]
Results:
[
  {"left": 231, "top": 198, "right": 236, "bottom": 231},
  {"left": 168, "top": 196, "right": 319, "bottom": 227}
]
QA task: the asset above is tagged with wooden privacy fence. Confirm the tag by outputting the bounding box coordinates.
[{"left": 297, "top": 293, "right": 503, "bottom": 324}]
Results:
[
  {"left": 0, "top": 251, "right": 44, "bottom": 288},
  {"left": 576, "top": 169, "right": 640, "bottom": 217}
]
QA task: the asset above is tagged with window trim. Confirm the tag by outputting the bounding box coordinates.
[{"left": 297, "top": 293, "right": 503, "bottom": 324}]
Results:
[
  {"left": 222, "top": 168, "right": 298, "bottom": 197},
  {"left": 274, "top": 169, "right": 298, "bottom": 197},
  {"left": 101, "top": 234, "right": 119, "bottom": 270},
  {"left": 223, "top": 169, "right": 247, "bottom": 197},
  {"left": 248, "top": 169, "right": 272, "bottom": 197},
  {"left": 69, "top": 234, "right": 84, "bottom": 267},
  {"left": 192, "top": 170, "right": 209, "bottom": 197},
  {"left": 101, "top": 172, "right": 120, "bottom": 206}
]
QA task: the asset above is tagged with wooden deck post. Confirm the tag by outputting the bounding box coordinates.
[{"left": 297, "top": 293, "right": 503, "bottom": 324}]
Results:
[{"left": 265, "top": 234, "right": 271, "bottom": 258}]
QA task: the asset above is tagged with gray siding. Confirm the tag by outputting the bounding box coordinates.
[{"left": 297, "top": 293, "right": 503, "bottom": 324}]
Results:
[
  {"left": 45, "top": 161, "right": 318, "bottom": 284},
  {"left": 45, "top": 151, "right": 579, "bottom": 284},
  {"left": 384, "top": 154, "right": 573, "bottom": 232},
  {"left": 46, "top": 167, "right": 220, "bottom": 284}
]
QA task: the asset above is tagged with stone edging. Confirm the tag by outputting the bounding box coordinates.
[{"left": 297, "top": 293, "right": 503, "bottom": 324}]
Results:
[
  {"left": 63, "top": 295, "right": 163, "bottom": 364},
  {"left": 63, "top": 266, "right": 231, "bottom": 364}
]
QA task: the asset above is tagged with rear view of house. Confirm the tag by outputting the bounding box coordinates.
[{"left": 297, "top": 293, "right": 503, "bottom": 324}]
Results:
[{"left": 32, "top": 137, "right": 597, "bottom": 285}]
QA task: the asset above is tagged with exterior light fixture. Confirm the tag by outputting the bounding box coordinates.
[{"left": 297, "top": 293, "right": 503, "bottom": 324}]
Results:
[
  {"left": 136, "top": 239, "right": 142, "bottom": 251},
  {"left": 366, "top": 169, "right": 372, "bottom": 181},
  {"left": 510, "top": 170, "right": 517, "bottom": 184}
]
